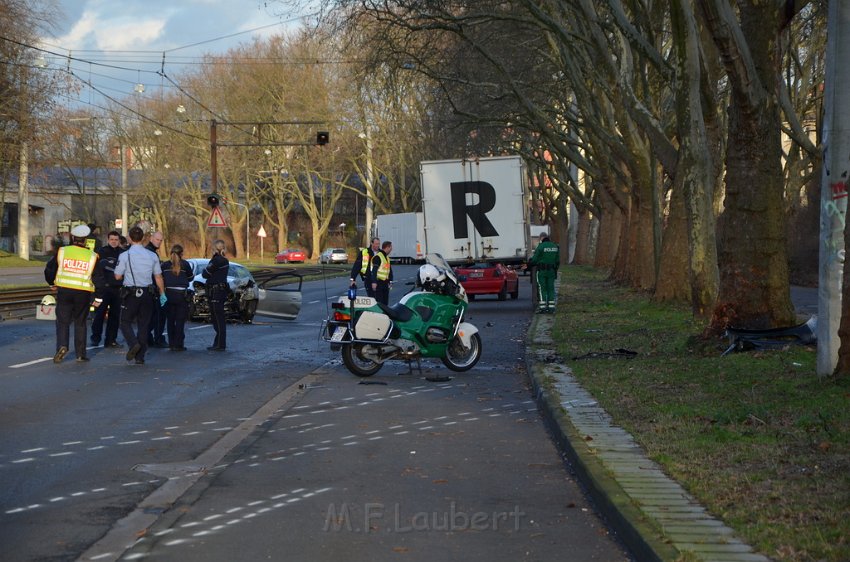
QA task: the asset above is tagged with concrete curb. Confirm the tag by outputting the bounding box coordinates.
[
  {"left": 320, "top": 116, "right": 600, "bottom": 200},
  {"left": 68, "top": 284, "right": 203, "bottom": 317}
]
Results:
[{"left": 524, "top": 281, "right": 770, "bottom": 562}]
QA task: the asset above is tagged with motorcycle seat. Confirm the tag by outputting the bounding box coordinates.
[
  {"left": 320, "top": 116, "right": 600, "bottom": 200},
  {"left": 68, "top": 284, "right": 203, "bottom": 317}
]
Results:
[{"left": 378, "top": 302, "right": 414, "bottom": 323}]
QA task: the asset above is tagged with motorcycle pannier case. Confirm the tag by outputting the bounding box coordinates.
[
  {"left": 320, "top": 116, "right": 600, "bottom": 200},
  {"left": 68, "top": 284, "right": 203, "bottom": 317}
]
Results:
[{"left": 353, "top": 311, "right": 392, "bottom": 340}]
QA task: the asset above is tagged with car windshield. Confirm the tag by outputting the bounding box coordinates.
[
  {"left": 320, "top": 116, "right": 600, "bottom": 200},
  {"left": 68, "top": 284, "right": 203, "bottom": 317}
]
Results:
[{"left": 228, "top": 263, "right": 251, "bottom": 280}]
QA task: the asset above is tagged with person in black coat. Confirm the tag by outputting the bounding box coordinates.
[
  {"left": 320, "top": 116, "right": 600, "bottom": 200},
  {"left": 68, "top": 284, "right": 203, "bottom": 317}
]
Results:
[
  {"left": 161, "top": 244, "right": 193, "bottom": 351},
  {"left": 203, "top": 239, "right": 230, "bottom": 351},
  {"left": 91, "top": 230, "right": 126, "bottom": 347},
  {"left": 146, "top": 231, "right": 168, "bottom": 348},
  {"left": 350, "top": 237, "right": 380, "bottom": 298}
]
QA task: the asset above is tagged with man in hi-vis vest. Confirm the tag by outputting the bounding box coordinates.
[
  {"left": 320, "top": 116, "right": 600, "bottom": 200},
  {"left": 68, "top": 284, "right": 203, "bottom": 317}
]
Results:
[
  {"left": 350, "top": 237, "right": 381, "bottom": 298},
  {"left": 45, "top": 224, "right": 102, "bottom": 363}
]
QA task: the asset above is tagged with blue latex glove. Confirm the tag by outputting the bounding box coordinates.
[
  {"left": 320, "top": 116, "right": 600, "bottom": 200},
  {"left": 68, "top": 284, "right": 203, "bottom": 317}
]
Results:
[{"left": 159, "top": 293, "right": 167, "bottom": 307}]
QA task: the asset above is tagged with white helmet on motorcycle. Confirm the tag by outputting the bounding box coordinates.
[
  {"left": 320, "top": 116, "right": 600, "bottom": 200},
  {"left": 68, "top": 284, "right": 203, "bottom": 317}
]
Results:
[{"left": 418, "top": 264, "right": 445, "bottom": 290}]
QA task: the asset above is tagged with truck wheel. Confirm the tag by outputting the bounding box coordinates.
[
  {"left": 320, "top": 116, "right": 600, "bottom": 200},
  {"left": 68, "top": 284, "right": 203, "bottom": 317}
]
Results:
[
  {"left": 498, "top": 282, "right": 508, "bottom": 301},
  {"left": 341, "top": 344, "right": 383, "bottom": 377},
  {"left": 442, "top": 332, "right": 482, "bottom": 372}
]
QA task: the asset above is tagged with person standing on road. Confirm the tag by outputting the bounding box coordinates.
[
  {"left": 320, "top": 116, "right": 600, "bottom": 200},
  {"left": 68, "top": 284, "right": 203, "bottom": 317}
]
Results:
[
  {"left": 115, "top": 226, "right": 166, "bottom": 365},
  {"left": 145, "top": 231, "right": 168, "bottom": 348},
  {"left": 524, "top": 232, "right": 560, "bottom": 313},
  {"left": 161, "top": 244, "right": 193, "bottom": 352},
  {"left": 44, "top": 224, "right": 101, "bottom": 363},
  {"left": 203, "top": 239, "right": 230, "bottom": 351},
  {"left": 350, "top": 237, "right": 380, "bottom": 298},
  {"left": 370, "top": 240, "right": 393, "bottom": 305},
  {"left": 90, "top": 230, "right": 126, "bottom": 348}
]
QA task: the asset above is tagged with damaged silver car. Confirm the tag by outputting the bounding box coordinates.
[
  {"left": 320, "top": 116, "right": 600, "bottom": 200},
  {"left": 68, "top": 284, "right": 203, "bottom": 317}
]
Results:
[{"left": 187, "top": 259, "right": 260, "bottom": 323}]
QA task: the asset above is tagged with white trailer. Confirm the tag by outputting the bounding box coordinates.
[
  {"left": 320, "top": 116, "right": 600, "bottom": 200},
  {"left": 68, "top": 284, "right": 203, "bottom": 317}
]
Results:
[
  {"left": 420, "top": 155, "right": 530, "bottom": 265},
  {"left": 373, "top": 212, "right": 426, "bottom": 264}
]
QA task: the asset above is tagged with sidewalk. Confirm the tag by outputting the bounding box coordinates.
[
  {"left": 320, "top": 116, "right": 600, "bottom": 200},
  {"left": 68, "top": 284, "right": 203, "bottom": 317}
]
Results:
[{"left": 524, "top": 282, "right": 770, "bottom": 562}]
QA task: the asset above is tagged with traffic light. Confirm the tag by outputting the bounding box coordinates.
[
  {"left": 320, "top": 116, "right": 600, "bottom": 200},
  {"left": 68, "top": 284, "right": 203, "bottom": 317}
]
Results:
[
  {"left": 207, "top": 193, "right": 220, "bottom": 207},
  {"left": 316, "top": 131, "right": 329, "bottom": 146}
]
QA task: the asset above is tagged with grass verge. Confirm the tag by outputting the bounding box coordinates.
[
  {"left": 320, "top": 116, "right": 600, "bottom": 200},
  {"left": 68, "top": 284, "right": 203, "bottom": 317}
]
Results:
[{"left": 553, "top": 266, "right": 849, "bottom": 562}]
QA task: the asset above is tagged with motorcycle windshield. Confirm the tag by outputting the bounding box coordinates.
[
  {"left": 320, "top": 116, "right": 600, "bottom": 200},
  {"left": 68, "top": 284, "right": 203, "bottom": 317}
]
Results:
[{"left": 426, "top": 253, "right": 458, "bottom": 284}]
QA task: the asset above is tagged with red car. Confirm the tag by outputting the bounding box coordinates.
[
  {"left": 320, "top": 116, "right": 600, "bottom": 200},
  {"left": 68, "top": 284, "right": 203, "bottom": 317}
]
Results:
[
  {"left": 454, "top": 261, "right": 519, "bottom": 301},
  {"left": 275, "top": 249, "right": 306, "bottom": 264}
]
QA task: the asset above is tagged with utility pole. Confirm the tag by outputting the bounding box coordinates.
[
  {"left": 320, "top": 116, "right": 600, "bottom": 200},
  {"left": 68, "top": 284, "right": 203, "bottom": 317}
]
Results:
[
  {"left": 360, "top": 129, "right": 375, "bottom": 246},
  {"left": 120, "top": 143, "right": 128, "bottom": 236},
  {"left": 818, "top": 1, "right": 850, "bottom": 375},
  {"left": 17, "top": 141, "right": 29, "bottom": 260}
]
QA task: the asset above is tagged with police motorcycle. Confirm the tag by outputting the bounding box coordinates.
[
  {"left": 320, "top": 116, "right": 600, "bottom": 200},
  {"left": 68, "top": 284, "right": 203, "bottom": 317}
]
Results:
[{"left": 323, "top": 254, "right": 482, "bottom": 377}]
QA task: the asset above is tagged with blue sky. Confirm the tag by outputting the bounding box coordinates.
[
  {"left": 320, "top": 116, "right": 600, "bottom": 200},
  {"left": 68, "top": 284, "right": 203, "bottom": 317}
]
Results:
[{"left": 43, "top": 1, "right": 312, "bottom": 109}]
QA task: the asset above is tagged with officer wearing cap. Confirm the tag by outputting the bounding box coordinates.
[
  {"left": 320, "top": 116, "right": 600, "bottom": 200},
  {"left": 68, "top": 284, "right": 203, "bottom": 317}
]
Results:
[
  {"left": 44, "top": 224, "right": 101, "bottom": 363},
  {"left": 523, "top": 232, "right": 560, "bottom": 313},
  {"left": 114, "top": 226, "right": 166, "bottom": 365}
]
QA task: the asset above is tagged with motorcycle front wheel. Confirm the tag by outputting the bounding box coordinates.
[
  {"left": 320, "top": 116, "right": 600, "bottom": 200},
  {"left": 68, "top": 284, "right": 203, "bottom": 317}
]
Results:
[
  {"left": 442, "top": 332, "right": 483, "bottom": 372},
  {"left": 341, "top": 344, "right": 383, "bottom": 377}
]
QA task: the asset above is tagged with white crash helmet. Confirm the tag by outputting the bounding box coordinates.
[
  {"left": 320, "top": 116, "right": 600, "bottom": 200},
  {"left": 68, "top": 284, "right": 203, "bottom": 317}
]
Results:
[{"left": 418, "top": 264, "right": 445, "bottom": 288}]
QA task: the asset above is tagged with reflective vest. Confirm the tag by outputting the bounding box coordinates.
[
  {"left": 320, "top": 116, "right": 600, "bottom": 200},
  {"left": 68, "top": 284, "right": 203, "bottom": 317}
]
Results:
[
  {"left": 55, "top": 245, "right": 97, "bottom": 292},
  {"left": 359, "top": 248, "right": 371, "bottom": 275},
  {"left": 375, "top": 252, "right": 391, "bottom": 281}
]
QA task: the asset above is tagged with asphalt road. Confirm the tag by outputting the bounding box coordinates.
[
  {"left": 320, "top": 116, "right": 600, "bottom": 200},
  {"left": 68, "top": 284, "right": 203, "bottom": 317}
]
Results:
[{"left": 0, "top": 267, "right": 630, "bottom": 561}]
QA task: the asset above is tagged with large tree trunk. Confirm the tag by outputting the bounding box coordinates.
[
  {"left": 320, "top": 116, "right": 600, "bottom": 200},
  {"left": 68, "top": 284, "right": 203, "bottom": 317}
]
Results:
[
  {"left": 594, "top": 181, "right": 624, "bottom": 269},
  {"left": 654, "top": 180, "right": 690, "bottom": 302},
  {"left": 703, "top": 1, "right": 796, "bottom": 332},
  {"left": 573, "top": 206, "right": 594, "bottom": 265}
]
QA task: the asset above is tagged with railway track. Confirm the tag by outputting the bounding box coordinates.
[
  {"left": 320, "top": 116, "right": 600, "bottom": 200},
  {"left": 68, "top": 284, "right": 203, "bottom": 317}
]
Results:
[{"left": 0, "top": 287, "right": 51, "bottom": 321}]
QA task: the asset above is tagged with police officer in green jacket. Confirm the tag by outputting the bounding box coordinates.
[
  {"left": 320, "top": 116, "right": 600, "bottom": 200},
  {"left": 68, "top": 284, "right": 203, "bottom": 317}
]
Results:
[{"left": 525, "top": 232, "right": 560, "bottom": 313}]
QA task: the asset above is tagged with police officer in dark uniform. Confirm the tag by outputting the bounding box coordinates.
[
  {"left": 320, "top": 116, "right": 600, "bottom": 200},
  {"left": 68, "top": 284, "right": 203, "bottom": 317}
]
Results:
[
  {"left": 146, "top": 231, "right": 168, "bottom": 348},
  {"left": 203, "top": 239, "right": 229, "bottom": 351},
  {"left": 350, "top": 237, "right": 380, "bottom": 298},
  {"left": 161, "top": 244, "right": 193, "bottom": 351},
  {"left": 91, "top": 230, "right": 125, "bottom": 347}
]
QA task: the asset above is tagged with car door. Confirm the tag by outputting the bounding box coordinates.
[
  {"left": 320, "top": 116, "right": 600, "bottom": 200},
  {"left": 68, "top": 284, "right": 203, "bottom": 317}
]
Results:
[{"left": 255, "top": 270, "right": 303, "bottom": 319}]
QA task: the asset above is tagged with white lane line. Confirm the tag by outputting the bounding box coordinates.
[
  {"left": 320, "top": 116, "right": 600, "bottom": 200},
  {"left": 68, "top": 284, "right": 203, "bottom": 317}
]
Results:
[
  {"left": 188, "top": 325, "right": 213, "bottom": 330},
  {"left": 9, "top": 357, "right": 53, "bottom": 368}
]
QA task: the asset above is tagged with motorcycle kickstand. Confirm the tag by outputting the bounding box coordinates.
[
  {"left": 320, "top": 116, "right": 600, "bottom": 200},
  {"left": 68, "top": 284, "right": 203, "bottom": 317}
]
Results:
[{"left": 404, "top": 358, "right": 423, "bottom": 376}]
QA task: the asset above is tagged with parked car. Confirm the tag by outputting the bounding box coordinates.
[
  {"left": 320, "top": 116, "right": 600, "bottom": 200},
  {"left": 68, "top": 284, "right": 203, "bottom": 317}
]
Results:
[
  {"left": 319, "top": 248, "right": 349, "bottom": 264},
  {"left": 186, "top": 259, "right": 261, "bottom": 323},
  {"left": 275, "top": 248, "right": 306, "bottom": 263},
  {"left": 454, "top": 261, "right": 519, "bottom": 301}
]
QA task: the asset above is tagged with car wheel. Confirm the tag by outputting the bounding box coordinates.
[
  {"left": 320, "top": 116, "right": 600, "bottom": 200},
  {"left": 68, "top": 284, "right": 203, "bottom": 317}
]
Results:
[
  {"left": 468, "top": 294, "right": 476, "bottom": 301},
  {"left": 498, "top": 281, "right": 507, "bottom": 301},
  {"left": 510, "top": 283, "right": 519, "bottom": 300}
]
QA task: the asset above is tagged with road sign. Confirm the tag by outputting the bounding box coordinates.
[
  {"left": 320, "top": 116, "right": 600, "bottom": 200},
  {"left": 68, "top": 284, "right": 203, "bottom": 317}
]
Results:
[
  {"left": 207, "top": 207, "right": 227, "bottom": 228},
  {"left": 257, "top": 225, "right": 267, "bottom": 238}
]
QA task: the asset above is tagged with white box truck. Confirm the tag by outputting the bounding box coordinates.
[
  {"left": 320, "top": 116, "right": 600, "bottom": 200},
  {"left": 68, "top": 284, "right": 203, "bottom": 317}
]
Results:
[
  {"left": 373, "top": 212, "right": 426, "bottom": 264},
  {"left": 420, "top": 155, "right": 530, "bottom": 265}
]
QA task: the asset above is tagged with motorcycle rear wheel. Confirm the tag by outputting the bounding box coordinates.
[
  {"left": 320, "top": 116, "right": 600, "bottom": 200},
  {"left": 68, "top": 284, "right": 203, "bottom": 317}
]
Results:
[
  {"left": 442, "top": 332, "right": 482, "bottom": 372},
  {"left": 341, "top": 344, "right": 383, "bottom": 377}
]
